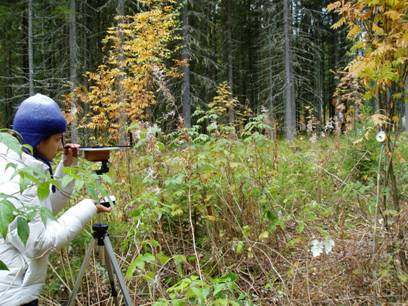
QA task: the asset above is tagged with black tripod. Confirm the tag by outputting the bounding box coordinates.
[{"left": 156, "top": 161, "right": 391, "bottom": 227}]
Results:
[{"left": 66, "top": 223, "right": 133, "bottom": 306}]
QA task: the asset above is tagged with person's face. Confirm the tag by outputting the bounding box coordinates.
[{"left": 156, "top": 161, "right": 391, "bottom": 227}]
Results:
[{"left": 36, "top": 133, "right": 63, "bottom": 161}]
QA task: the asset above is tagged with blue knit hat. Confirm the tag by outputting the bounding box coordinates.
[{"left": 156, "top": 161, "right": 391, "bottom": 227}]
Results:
[{"left": 13, "top": 94, "right": 67, "bottom": 148}]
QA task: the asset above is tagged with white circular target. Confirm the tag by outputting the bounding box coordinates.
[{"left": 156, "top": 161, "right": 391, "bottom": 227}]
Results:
[{"left": 376, "top": 131, "right": 386, "bottom": 143}]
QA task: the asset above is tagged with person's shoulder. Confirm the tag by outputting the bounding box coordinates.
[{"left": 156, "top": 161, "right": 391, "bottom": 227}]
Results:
[
  {"left": 0, "top": 142, "right": 23, "bottom": 164},
  {"left": 0, "top": 143, "right": 48, "bottom": 178},
  {"left": 22, "top": 152, "right": 49, "bottom": 171}
]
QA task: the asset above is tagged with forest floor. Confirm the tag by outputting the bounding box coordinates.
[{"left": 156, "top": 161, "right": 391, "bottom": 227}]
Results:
[{"left": 43, "top": 131, "right": 408, "bottom": 305}]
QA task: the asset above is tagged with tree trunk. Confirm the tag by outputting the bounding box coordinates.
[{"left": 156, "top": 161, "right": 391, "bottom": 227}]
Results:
[
  {"left": 4, "top": 48, "right": 13, "bottom": 127},
  {"left": 117, "top": 0, "right": 127, "bottom": 145},
  {"left": 315, "top": 16, "right": 323, "bottom": 127},
  {"left": 69, "top": 0, "right": 78, "bottom": 143},
  {"left": 267, "top": 13, "right": 276, "bottom": 140},
  {"left": 316, "top": 46, "right": 323, "bottom": 126},
  {"left": 245, "top": 0, "right": 255, "bottom": 109},
  {"left": 283, "top": 0, "right": 295, "bottom": 139},
  {"left": 28, "top": 0, "right": 34, "bottom": 96},
  {"left": 182, "top": 2, "right": 191, "bottom": 128},
  {"left": 225, "top": 0, "right": 235, "bottom": 125},
  {"left": 328, "top": 23, "right": 339, "bottom": 120},
  {"left": 405, "top": 80, "right": 408, "bottom": 132}
]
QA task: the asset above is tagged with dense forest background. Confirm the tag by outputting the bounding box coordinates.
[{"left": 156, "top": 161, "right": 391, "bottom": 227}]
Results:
[{"left": 0, "top": 0, "right": 350, "bottom": 140}]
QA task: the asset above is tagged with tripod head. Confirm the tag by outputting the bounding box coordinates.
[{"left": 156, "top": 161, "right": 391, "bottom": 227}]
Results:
[
  {"left": 92, "top": 223, "right": 109, "bottom": 245},
  {"left": 79, "top": 146, "right": 122, "bottom": 175},
  {"left": 96, "top": 160, "right": 109, "bottom": 175}
]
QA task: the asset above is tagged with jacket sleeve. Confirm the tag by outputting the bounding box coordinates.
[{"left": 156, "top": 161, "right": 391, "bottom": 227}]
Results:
[
  {"left": 6, "top": 199, "right": 97, "bottom": 259},
  {"left": 49, "top": 160, "right": 76, "bottom": 214}
]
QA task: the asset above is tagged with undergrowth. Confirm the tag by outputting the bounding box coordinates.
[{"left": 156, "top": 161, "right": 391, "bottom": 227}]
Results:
[{"left": 42, "top": 129, "right": 408, "bottom": 305}]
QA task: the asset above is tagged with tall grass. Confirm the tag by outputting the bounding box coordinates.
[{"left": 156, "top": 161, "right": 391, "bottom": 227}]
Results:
[{"left": 43, "top": 131, "right": 408, "bottom": 305}]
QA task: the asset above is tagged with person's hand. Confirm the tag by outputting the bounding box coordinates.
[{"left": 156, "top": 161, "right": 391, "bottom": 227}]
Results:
[
  {"left": 63, "top": 143, "right": 80, "bottom": 166},
  {"left": 96, "top": 204, "right": 112, "bottom": 214}
]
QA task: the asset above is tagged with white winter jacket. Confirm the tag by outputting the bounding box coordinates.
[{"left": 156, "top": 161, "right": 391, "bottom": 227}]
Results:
[{"left": 0, "top": 143, "right": 97, "bottom": 306}]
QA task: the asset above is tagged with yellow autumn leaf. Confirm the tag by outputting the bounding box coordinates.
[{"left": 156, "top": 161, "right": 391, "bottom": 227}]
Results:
[
  {"left": 327, "top": 1, "right": 341, "bottom": 12},
  {"left": 347, "top": 24, "right": 362, "bottom": 39},
  {"left": 384, "top": 10, "right": 402, "bottom": 21},
  {"left": 351, "top": 40, "right": 366, "bottom": 51},
  {"left": 364, "top": 129, "right": 372, "bottom": 140},
  {"left": 332, "top": 17, "right": 347, "bottom": 29},
  {"left": 372, "top": 23, "right": 385, "bottom": 35},
  {"left": 372, "top": 42, "right": 394, "bottom": 57}
]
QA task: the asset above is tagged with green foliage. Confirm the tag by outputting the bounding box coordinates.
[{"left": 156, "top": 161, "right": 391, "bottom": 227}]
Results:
[
  {"left": 0, "top": 260, "right": 8, "bottom": 271},
  {"left": 42, "top": 125, "right": 408, "bottom": 304},
  {"left": 0, "top": 199, "right": 15, "bottom": 239},
  {"left": 193, "top": 82, "right": 254, "bottom": 136},
  {"left": 342, "top": 133, "right": 380, "bottom": 182},
  {"left": 126, "top": 252, "right": 156, "bottom": 279},
  {"left": 91, "top": 125, "right": 358, "bottom": 303},
  {"left": 153, "top": 273, "right": 248, "bottom": 306},
  {"left": 62, "top": 160, "right": 112, "bottom": 201},
  {"left": 241, "top": 114, "right": 271, "bottom": 137},
  {"left": 16, "top": 216, "right": 29, "bottom": 246},
  {"left": 126, "top": 124, "right": 342, "bottom": 246}
]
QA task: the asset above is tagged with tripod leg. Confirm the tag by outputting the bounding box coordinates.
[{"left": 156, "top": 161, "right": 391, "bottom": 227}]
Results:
[
  {"left": 104, "top": 247, "right": 120, "bottom": 306},
  {"left": 66, "top": 240, "right": 95, "bottom": 306},
  {"left": 103, "top": 236, "right": 134, "bottom": 306}
]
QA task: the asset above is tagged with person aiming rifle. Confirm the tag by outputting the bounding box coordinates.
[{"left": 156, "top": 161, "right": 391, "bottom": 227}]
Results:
[{"left": 0, "top": 94, "right": 111, "bottom": 306}]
